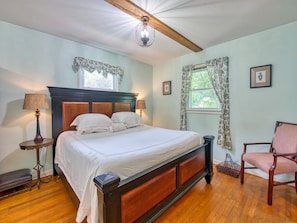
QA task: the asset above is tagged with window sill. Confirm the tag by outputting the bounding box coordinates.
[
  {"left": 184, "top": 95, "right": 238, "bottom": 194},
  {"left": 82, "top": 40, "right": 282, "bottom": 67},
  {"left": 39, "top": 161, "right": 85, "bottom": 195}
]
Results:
[{"left": 187, "top": 109, "right": 221, "bottom": 115}]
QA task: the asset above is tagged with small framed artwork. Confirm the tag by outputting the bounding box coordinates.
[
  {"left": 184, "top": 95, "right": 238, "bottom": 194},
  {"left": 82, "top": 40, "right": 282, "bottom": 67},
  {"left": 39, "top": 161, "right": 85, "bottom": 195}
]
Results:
[
  {"left": 162, "top": 81, "right": 171, "bottom": 95},
  {"left": 250, "top": 64, "right": 272, "bottom": 88}
]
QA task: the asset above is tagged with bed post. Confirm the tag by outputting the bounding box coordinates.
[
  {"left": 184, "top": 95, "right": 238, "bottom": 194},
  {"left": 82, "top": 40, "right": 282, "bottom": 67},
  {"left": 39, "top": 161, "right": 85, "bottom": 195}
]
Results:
[
  {"left": 94, "top": 173, "right": 121, "bottom": 223},
  {"left": 203, "top": 135, "right": 215, "bottom": 184}
]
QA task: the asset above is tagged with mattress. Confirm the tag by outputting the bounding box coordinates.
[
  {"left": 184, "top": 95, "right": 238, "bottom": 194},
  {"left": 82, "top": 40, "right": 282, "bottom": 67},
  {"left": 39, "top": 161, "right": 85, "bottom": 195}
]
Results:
[{"left": 55, "top": 125, "right": 204, "bottom": 223}]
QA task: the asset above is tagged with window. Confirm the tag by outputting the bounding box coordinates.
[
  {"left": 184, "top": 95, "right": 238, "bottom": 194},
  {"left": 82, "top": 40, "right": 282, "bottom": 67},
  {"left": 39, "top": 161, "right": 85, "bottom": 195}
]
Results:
[
  {"left": 188, "top": 66, "right": 220, "bottom": 112},
  {"left": 73, "top": 57, "right": 124, "bottom": 92},
  {"left": 81, "top": 70, "right": 118, "bottom": 91}
]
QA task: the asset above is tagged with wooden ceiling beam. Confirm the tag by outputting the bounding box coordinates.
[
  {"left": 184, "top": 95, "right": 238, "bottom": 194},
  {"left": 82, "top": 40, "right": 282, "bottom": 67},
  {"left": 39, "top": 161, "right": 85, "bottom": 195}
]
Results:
[{"left": 105, "top": 0, "right": 203, "bottom": 52}]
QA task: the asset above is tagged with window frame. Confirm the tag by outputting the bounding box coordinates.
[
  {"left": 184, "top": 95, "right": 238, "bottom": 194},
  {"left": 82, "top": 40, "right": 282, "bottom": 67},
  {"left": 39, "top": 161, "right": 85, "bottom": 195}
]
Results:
[
  {"left": 187, "top": 64, "right": 221, "bottom": 114},
  {"left": 73, "top": 57, "right": 124, "bottom": 92},
  {"left": 79, "top": 69, "right": 119, "bottom": 91}
]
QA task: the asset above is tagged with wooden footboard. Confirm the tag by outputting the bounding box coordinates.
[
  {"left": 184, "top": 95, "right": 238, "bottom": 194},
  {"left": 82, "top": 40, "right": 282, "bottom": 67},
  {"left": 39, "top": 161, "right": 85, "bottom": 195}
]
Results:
[{"left": 94, "top": 135, "right": 214, "bottom": 223}]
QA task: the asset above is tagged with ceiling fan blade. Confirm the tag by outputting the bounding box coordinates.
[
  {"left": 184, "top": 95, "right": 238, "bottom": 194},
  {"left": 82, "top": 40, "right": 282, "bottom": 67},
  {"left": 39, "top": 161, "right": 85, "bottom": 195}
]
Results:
[{"left": 105, "top": 0, "right": 203, "bottom": 52}]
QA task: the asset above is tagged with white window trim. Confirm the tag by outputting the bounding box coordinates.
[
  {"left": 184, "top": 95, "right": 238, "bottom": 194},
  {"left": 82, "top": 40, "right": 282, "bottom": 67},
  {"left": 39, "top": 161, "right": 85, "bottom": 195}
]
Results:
[{"left": 187, "top": 108, "right": 221, "bottom": 115}]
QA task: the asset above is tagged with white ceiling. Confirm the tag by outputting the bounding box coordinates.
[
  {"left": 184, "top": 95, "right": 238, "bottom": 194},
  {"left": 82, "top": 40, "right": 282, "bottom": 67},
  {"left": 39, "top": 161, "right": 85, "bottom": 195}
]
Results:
[{"left": 1, "top": 0, "right": 297, "bottom": 65}]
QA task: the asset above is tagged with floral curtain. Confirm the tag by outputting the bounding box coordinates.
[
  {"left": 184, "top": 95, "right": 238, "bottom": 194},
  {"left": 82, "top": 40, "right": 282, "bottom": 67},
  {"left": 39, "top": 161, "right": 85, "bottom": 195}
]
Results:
[
  {"left": 72, "top": 57, "right": 124, "bottom": 84},
  {"left": 179, "top": 65, "right": 192, "bottom": 130},
  {"left": 206, "top": 56, "right": 232, "bottom": 150}
]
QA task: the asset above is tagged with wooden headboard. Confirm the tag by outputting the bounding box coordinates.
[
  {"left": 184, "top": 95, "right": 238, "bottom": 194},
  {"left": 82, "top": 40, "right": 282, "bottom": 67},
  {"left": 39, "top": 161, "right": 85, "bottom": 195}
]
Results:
[{"left": 48, "top": 86, "right": 138, "bottom": 170}]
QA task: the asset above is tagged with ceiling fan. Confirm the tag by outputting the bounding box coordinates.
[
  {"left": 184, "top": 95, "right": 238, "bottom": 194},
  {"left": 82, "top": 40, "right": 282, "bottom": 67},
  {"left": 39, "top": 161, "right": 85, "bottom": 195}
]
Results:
[{"left": 105, "top": 0, "right": 203, "bottom": 52}]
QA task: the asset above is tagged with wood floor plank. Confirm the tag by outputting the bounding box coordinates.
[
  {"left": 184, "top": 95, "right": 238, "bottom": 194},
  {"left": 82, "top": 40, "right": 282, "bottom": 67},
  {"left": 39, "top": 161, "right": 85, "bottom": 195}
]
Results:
[
  {"left": 0, "top": 177, "right": 77, "bottom": 223},
  {"left": 0, "top": 168, "right": 297, "bottom": 223},
  {"left": 155, "top": 169, "right": 297, "bottom": 223}
]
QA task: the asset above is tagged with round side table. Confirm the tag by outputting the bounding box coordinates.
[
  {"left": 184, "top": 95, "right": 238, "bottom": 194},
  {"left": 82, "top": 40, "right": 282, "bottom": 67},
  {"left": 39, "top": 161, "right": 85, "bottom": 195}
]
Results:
[{"left": 19, "top": 138, "right": 53, "bottom": 189}]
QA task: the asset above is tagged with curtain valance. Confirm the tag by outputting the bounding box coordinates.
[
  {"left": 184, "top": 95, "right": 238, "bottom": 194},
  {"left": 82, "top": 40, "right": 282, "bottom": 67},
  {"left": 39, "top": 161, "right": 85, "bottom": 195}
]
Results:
[{"left": 72, "top": 57, "right": 124, "bottom": 83}]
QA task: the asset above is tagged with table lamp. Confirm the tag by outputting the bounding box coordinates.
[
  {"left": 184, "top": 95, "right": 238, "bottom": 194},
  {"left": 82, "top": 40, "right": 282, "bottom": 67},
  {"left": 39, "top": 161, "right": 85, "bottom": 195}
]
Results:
[
  {"left": 23, "top": 93, "right": 49, "bottom": 143},
  {"left": 136, "top": 100, "right": 146, "bottom": 118}
]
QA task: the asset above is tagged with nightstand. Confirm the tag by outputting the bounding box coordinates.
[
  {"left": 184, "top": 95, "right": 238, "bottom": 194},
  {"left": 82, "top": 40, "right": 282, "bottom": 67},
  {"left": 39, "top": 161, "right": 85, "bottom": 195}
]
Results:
[{"left": 19, "top": 138, "right": 53, "bottom": 189}]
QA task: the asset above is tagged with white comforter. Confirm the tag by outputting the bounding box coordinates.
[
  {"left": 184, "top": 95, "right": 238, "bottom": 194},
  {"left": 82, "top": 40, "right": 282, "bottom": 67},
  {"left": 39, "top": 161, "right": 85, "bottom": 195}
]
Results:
[{"left": 55, "top": 125, "right": 204, "bottom": 223}]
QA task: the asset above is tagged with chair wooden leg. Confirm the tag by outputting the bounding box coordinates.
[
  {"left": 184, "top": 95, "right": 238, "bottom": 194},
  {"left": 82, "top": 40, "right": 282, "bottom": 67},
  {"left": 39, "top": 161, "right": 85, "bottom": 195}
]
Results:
[
  {"left": 295, "top": 172, "right": 297, "bottom": 194},
  {"left": 268, "top": 170, "right": 274, "bottom": 205},
  {"left": 240, "top": 159, "right": 245, "bottom": 184}
]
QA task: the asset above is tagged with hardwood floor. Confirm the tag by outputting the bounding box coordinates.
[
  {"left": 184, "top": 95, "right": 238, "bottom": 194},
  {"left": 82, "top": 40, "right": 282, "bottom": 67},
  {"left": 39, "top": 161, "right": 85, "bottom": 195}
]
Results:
[
  {"left": 1, "top": 168, "right": 297, "bottom": 223},
  {"left": 0, "top": 177, "right": 76, "bottom": 223}
]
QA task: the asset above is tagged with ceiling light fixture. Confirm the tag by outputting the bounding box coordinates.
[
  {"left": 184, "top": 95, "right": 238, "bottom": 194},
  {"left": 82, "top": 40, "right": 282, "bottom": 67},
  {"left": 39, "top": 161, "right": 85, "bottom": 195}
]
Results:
[{"left": 136, "top": 16, "right": 155, "bottom": 47}]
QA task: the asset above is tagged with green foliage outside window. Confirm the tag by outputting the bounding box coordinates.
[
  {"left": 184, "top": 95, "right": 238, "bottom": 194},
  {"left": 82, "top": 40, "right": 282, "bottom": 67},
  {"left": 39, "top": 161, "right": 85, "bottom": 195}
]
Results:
[{"left": 189, "top": 68, "right": 220, "bottom": 109}]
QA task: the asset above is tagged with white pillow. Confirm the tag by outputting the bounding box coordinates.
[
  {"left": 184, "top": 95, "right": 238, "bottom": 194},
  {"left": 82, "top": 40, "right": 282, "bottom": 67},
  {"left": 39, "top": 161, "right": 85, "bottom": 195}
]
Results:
[
  {"left": 70, "top": 113, "right": 112, "bottom": 135},
  {"left": 109, "top": 122, "right": 127, "bottom": 132},
  {"left": 111, "top": 112, "right": 143, "bottom": 128}
]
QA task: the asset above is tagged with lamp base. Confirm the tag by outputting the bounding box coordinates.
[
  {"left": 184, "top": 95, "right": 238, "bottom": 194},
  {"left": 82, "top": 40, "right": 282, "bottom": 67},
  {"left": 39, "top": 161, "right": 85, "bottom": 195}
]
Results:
[
  {"left": 34, "top": 134, "right": 44, "bottom": 143},
  {"left": 34, "top": 109, "right": 44, "bottom": 143}
]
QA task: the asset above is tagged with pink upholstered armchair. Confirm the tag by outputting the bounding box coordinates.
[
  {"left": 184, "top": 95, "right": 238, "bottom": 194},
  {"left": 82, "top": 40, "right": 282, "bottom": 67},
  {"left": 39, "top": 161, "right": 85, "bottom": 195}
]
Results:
[{"left": 240, "top": 121, "right": 297, "bottom": 205}]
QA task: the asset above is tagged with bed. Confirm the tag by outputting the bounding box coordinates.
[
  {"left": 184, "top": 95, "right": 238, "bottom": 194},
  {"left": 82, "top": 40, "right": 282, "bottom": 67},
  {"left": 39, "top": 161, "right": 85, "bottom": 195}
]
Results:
[{"left": 48, "top": 86, "right": 214, "bottom": 223}]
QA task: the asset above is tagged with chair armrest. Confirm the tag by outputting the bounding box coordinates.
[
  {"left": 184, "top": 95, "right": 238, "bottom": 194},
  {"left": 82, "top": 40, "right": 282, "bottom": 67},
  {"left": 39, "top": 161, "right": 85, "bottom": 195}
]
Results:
[
  {"left": 273, "top": 150, "right": 297, "bottom": 159},
  {"left": 243, "top": 142, "right": 271, "bottom": 146},
  {"left": 271, "top": 150, "right": 297, "bottom": 165},
  {"left": 273, "top": 152, "right": 297, "bottom": 157},
  {"left": 243, "top": 142, "right": 271, "bottom": 153}
]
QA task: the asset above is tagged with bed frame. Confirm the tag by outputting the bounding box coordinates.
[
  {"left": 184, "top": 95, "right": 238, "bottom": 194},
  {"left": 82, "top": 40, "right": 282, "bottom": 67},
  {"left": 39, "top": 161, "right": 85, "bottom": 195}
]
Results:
[{"left": 48, "top": 86, "right": 214, "bottom": 223}]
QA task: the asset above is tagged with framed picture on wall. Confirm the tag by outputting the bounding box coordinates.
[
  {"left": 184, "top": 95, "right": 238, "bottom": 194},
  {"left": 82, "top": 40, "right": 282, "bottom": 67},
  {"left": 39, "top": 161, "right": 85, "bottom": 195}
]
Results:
[
  {"left": 162, "top": 81, "right": 171, "bottom": 95},
  {"left": 250, "top": 64, "right": 272, "bottom": 88}
]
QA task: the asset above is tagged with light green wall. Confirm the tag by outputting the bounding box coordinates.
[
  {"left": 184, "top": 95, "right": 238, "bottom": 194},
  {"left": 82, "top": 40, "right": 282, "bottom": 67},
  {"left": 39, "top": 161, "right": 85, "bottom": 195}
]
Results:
[
  {"left": 153, "top": 21, "right": 297, "bottom": 164},
  {"left": 0, "top": 21, "right": 153, "bottom": 176},
  {"left": 1, "top": 20, "right": 297, "bottom": 179}
]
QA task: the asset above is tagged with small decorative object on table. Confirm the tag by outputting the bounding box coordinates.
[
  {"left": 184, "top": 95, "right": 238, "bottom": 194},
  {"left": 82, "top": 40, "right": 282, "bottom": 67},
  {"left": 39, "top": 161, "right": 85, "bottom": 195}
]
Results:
[{"left": 216, "top": 153, "right": 241, "bottom": 178}]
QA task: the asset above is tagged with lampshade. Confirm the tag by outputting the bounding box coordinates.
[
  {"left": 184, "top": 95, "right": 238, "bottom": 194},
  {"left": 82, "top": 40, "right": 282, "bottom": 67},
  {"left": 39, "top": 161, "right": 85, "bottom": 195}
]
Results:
[
  {"left": 136, "top": 100, "right": 146, "bottom": 110},
  {"left": 23, "top": 94, "right": 49, "bottom": 110},
  {"left": 135, "top": 16, "right": 155, "bottom": 47}
]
